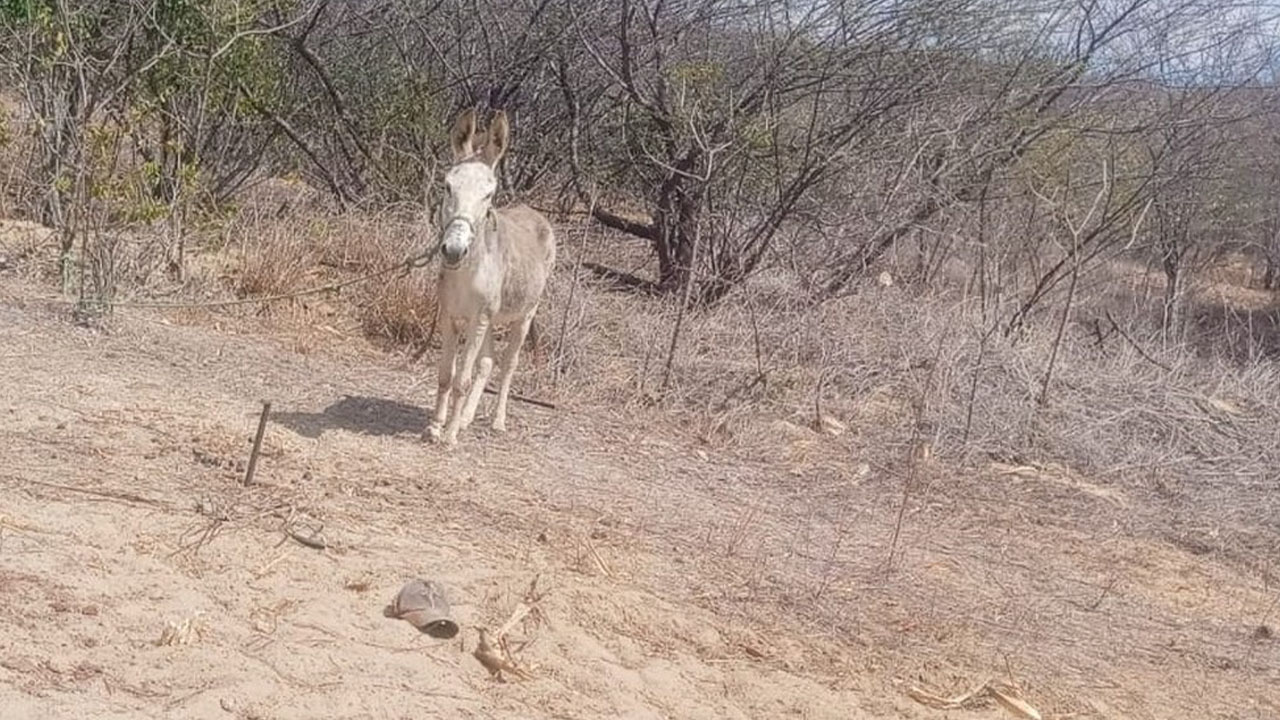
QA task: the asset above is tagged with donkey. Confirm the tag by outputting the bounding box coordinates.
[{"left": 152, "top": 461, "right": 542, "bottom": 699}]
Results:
[{"left": 423, "top": 109, "right": 556, "bottom": 446}]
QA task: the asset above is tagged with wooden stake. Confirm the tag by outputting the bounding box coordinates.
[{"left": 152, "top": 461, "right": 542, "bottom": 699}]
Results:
[{"left": 244, "top": 400, "right": 271, "bottom": 486}]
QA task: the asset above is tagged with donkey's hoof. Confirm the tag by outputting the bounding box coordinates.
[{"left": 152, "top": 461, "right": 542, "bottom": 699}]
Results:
[
  {"left": 490, "top": 418, "right": 507, "bottom": 434},
  {"left": 437, "top": 423, "right": 462, "bottom": 447},
  {"left": 422, "top": 424, "right": 444, "bottom": 443}
]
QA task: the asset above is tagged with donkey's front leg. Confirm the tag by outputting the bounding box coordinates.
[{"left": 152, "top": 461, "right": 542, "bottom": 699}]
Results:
[
  {"left": 441, "top": 315, "right": 490, "bottom": 446},
  {"left": 457, "top": 327, "right": 494, "bottom": 430},
  {"left": 423, "top": 316, "right": 458, "bottom": 443}
]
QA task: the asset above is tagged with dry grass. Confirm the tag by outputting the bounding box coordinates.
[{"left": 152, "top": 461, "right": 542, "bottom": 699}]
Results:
[
  {"left": 220, "top": 205, "right": 441, "bottom": 350},
  {"left": 231, "top": 222, "right": 319, "bottom": 299},
  {"left": 355, "top": 270, "right": 438, "bottom": 350},
  {"left": 15, "top": 190, "right": 1278, "bottom": 560},
  {"left": 4, "top": 183, "right": 1280, "bottom": 718},
  {"left": 8, "top": 186, "right": 1279, "bottom": 550},
  {"left": 517, "top": 225, "right": 1280, "bottom": 704}
]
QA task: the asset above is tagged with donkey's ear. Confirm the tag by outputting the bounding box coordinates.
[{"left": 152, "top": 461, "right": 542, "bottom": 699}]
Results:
[
  {"left": 450, "top": 109, "right": 477, "bottom": 161},
  {"left": 482, "top": 111, "right": 510, "bottom": 167}
]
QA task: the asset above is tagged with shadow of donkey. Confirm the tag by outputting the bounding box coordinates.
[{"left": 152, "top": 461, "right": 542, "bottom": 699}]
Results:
[{"left": 272, "top": 395, "right": 428, "bottom": 439}]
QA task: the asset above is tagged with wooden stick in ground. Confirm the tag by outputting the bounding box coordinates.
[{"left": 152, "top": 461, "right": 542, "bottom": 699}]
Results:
[{"left": 244, "top": 400, "right": 272, "bottom": 486}]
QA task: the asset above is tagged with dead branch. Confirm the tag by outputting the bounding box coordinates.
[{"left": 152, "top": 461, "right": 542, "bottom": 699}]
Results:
[{"left": 1106, "top": 310, "right": 1172, "bottom": 372}]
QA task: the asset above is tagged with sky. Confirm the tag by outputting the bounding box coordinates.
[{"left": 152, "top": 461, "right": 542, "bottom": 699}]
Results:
[{"left": 791, "top": 0, "right": 1280, "bottom": 86}]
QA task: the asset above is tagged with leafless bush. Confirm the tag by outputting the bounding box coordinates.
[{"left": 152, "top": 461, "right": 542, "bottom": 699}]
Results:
[
  {"left": 529, "top": 230, "right": 1280, "bottom": 559},
  {"left": 230, "top": 222, "right": 316, "bottom": 300},
  {"left": 215, "top": 200, "right": 440, "bottom": 350}
]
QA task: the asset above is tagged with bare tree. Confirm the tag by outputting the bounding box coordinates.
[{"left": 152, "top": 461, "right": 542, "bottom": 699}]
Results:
[{"left": 558, "top": 0, "right": 968, "bottom": 302}]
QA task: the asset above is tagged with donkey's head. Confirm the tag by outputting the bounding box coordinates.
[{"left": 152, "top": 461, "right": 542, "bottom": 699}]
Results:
[{"left": 438, "top": 109, "right": 509, "bottom": 269}]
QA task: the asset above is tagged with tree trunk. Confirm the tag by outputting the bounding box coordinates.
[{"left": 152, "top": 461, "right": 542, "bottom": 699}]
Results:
[
  {"left": 1160, "top": 238, "right": 1183, "bottom": 344},
  {"left": 1265, "top": 228, "right": 1280, "bottom": 291},
  {"left": 653, "top": 168, "right": 702, "bottom": 294}
]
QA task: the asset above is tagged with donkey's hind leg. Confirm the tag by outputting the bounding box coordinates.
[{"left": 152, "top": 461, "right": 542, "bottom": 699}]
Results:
[{"left": 491, "top": 311, "right": 535, "bottom": 433}]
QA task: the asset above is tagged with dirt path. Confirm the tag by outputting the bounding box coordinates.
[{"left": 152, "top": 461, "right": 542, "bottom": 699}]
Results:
[
  {"left": 0, "top": 285, "right": 900, "bottom": 720},
  {"left": 1, "top": 278, "right": 1277, "bottom": 719}
]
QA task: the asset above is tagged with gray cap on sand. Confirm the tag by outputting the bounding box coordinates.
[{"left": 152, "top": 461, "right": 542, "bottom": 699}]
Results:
[{"left": 384, "top": 579, "right": 459, "bottom": 639}]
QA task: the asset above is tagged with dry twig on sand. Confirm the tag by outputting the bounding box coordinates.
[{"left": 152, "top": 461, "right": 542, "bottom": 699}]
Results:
[
  {"left": 497, "top": 574, "right": 548, "bottom": 638},
  {"left": 275, "top": 505, "right": 332, "bottom": 551},
  {"left": 155, "top": 613, "right": 206, "bottom": 647},
  {"left": 578, "top": 534, "right": 613, "bottom": 577},
  {"left": 472, "top": 575, "right": 547, "bottom": 682},
  {"left": 472, "top": 628, "right": 534, "bottom": 682},
  {"left": 905, "top": 678, "right": 1041, "bottom": 719}
]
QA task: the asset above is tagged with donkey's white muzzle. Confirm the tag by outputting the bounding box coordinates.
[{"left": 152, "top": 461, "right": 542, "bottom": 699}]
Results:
[{"left": 440, "top": 218, "right": 474, "bottom": 268}]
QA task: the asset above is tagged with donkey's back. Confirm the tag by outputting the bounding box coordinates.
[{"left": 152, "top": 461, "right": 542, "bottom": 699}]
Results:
[{"left": 492, "top": 203, "right": 555, "bottom": 322}]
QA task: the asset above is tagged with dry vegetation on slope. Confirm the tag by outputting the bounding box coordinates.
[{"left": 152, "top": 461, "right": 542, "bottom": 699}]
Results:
[
  {"left": 3, "top": 0, "right": 1280, "bottom": 717},
  {"left": 2, "top": 194, "right": 1279, "bottom": 718}
]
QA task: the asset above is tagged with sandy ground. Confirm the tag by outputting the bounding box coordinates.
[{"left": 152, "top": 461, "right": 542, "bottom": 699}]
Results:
[{"left": 1, "top": 275, "right": 1277, "bottom": 720}]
